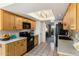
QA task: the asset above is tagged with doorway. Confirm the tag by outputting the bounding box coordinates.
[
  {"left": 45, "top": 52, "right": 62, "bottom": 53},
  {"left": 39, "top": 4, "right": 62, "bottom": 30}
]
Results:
[{"left": 46, "top": 22, "right": 54, "bottom": 44}]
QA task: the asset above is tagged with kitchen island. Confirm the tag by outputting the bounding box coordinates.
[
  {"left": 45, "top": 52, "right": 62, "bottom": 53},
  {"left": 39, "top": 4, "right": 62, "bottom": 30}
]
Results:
[{"left": 58, "top": 39, "right": 79, "bottom": 56}]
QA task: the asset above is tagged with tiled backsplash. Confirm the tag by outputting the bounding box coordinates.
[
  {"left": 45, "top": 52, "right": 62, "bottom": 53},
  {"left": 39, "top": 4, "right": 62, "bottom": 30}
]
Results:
[{"left": 0, "top": 30, "right": 31, "bottom": 37}]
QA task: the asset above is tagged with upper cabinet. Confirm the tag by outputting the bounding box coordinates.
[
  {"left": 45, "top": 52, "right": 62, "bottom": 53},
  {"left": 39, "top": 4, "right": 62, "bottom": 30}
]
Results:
[
  {"left": 69, "top": 4, "right": 76, "bottom": 30},
  {"left": 77, "top": 4, "right": 79, "bottom": 32},
  {"left": 27, "top": 19, "right": 36, "bottom": 30},
  {"left": 0, "top": 10, "right": 15, "bottom": 30},
  {"left": 15, "top": 16, "right": 23, "bottom": 30},
  {"left": 0, "top": 9, "right": 36, "bottom": 30},
  {"left": 63, "top": 5, "right": 70, "bottom": 30},
  {"left": 63, "top": 4, "right": 77, "bottom": 31}
]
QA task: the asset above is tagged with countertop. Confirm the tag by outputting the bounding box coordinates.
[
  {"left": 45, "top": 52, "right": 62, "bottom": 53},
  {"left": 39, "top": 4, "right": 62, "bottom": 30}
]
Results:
[
  {"left": 0, "top": 37, "right": 27, "bottom": 44},
  {"left": 0, "top": 34, "right": 38, "bottom": 44},
  {"left": 58, "top": 39, "right": 79, "bottom": 56}
]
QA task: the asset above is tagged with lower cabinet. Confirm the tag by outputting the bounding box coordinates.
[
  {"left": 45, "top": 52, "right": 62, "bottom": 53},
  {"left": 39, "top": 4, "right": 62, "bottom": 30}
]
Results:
[
  {"left": 8, "top": 42, "right": 15, "bottom": 56},
  {"left": 0, "top": 44, "right": 2, "bottom": 56},
  {"left": 34, "top": 35, "right": 38, "bottom": 46},
  {"left": 0, "top": 39, "right": 27, "bottom": 56},
  {"left": 0, "top": 36, "right": 39, "bottom": 56},
  {"left": 15, "top": 39, "right": 27, "bottom": 56}
]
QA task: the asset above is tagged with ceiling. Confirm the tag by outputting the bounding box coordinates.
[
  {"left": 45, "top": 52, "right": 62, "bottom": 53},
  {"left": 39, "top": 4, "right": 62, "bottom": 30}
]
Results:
[
  {"left": 0, "top": 3, "right": 13, "bottom": 8},
  {"left": 1, "top": 3, "right": 69, "bottom": 21}
]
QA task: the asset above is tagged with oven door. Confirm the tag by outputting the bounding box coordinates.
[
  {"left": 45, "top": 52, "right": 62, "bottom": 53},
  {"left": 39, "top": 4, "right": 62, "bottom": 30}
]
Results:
[{"left": 27, "top": 36, "right": 34, "bottom": 52}]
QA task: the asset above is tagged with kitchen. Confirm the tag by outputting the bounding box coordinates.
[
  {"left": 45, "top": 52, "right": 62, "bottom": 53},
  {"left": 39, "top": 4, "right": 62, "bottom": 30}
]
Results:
[{"left": 0, "top": 3, "right": 79, "bottom": 56}]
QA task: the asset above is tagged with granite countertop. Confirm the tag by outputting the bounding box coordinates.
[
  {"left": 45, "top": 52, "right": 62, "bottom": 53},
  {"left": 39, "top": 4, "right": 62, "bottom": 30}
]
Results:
[
  {"left": 58, "top": 39, "right": 79, "bottom": 56},
  {"left": 0, "top": 37, "right": 27, "bottom": 44}
]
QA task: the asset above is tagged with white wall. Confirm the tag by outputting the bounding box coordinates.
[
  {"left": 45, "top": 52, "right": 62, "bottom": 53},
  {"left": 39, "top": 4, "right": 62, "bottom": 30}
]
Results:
[
  {"left": 34, "top": 21, "right": 41, "bottom": 44},
  {"left": 34, "top": 21, "right": 47, "bottom": 44},
  {"left": 41, "top": 22, "right": 47, "bottom": 42}
]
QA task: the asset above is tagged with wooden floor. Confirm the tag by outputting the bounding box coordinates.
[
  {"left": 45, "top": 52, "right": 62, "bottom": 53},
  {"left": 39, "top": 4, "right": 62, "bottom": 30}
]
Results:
[{"left": 24, "top": 43, "right": 54, "bottom": 56}]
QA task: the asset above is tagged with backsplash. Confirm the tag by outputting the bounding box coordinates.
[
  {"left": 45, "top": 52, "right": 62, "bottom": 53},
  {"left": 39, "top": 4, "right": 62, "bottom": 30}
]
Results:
[{"left": 0, "top": 30, "right": 31, "bottom": 37}]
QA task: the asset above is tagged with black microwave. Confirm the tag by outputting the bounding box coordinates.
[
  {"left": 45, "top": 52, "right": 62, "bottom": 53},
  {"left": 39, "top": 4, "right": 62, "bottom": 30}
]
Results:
[{"left": 23, "top": 22, "right": 31, "bottom": 29}]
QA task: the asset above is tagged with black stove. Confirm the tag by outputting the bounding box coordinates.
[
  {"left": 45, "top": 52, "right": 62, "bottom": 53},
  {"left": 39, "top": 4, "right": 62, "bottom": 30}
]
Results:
[{"left": 19, "top": 31, "right": 34, "bottom": 52}]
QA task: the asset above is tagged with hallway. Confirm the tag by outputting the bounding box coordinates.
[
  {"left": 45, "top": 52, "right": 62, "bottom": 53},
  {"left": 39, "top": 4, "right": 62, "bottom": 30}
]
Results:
[{"left": 46, "top": 35, "right": 54, "bottom": 44}]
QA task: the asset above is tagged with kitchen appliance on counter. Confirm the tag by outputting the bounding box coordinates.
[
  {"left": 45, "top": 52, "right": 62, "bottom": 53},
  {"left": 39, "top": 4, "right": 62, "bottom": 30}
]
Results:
[
  {"left": 22, "top": 22, "right": 31, "bottom": 29},
  {"left": 19, "top": 31, "right": 34, "bottom": 52}
]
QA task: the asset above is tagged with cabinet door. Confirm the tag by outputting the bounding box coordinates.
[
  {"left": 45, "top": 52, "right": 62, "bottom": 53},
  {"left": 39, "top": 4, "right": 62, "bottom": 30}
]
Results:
[
  {"left": 8, "top": 42, "right": 15, "bottom": 56},
  {"left": 15, "top": 16, "right": 23, "bottom": 30},
  {"left": 63, "top": 6, "right": 70, "bottom": 30},
  {"left": 28, "top": 19, "right": 36, "bottom": 30},
  {"left": 3, "top": 11, "right": 15, "bottom": 30},
  {"left": 34, "top": 35, "right": 38, "bottom": 46},
  {"left": 2, "top": 44, "right": 9, "bottom": 56},
  {"left": 0, "top": 10, "right": 3, "bottom": 30},
  {"left": 21, "top": 39, "right": 27, "bottom": 54},
  {"left": 77, "top": 4, "right": 79, "bottom": 32},
  {"left": 69, "top": 4, "right": 76, "bottom": 30},
  {"left": 15, "top": 39, "right": 27, "bottom": 56},
  {"left": 27, "top": 19, "right": 32, "bottom": 29},
  {"left": 0, "top": 44, "right": 2, "bottom": 56},
  {"left": 31, "top": 21, "right": 36, "bottom": 30},
  {"left": 19, "top": 39, "right": 27, "bottom": 55},
  {"left": 14, "top": 40, "right": 21, "bottom": 56}
]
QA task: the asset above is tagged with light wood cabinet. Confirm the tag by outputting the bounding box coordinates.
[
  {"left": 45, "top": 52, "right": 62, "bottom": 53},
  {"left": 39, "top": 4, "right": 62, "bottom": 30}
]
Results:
[
  {"left": 0, "top": 44, "right": 2, "bottom": 56},
  {"left": 69, "top": 4, "right": 76, "bottom": 30},
  {"left": 0, "top": 9, "right": 36, "bottom": 30},
  {"left": 27, "top": 19, "right": 36, "bottom": 30},
  {"left": 0, "top": 10, "right": 15, "bottom": 30},
  {"left": 34, "top": 35, "right": 38, "bottom": 46},
  {"left": 77, "top": 4, "right": 79, "bottom": 32},
  {"left": 8, "top": 42, "right": 15, "bottom": 56},
  {"left": 14, "top": 39, "right": 27, "bottom": 56},
  {"left": 0, "top": 39, "right": 27, "bottom": 56},
  {"left": 15, "top": 40, "right": 22, "bottom": 56},
  {"left": 23, "top": 18, "right": 28, "bottom": 22},
  {"left": 1, "top": 44, "right": 9, "bottom": 56},
  {"left": 15, "top": 16, "right": 23, "bottom": 30},
  {"left": 31, "top": 21, "right": 36, "bottom": 30},
  {"left": 19, "top": 39, "right": 27, "bottom": 55},
  {"left": 63, "top": 6, "right": 70, "bottom": 30},
  {"left": 63, "top": 4, "right": 77, "bottom": 31}
]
